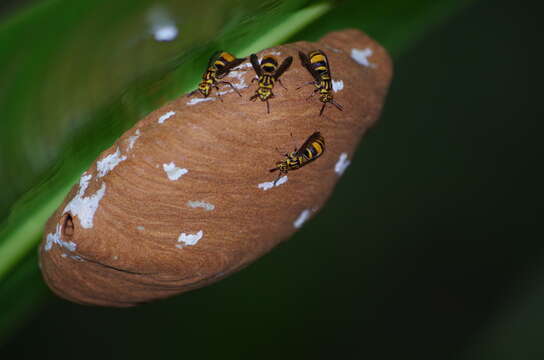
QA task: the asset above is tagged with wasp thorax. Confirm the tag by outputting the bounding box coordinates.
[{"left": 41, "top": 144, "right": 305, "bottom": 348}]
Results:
[{"left": 39, "top": 29, "right": 393, "bottom": 307}]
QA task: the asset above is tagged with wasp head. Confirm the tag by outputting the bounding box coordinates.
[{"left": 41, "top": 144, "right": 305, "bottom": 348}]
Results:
[
  {"left": 276, "top": 161, "right": 289, "bottom": 173},
  {"left": 198, "top": 82, "right": 212, "bottom": 97},
  {"left": 320, "top": 92, "right": 333, "bottom": 104}
]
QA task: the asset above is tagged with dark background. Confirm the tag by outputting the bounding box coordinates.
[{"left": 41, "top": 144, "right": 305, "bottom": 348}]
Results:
[{"left": 2, "top": 0, "right": 543, "bottom": 358}]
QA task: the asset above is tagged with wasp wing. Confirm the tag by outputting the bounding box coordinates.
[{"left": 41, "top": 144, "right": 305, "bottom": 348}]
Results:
[
  {"left": 273, "top": 56, "right": 293, "bottom": 80},
  {"left": 295, "top": 132, "right": 325, "bottom": 158},
  {"left": 216, "top": 56, "right": 246, "bottom": 77},
  {"left": 298, "top": 51, "right": 321, "bottom": 83},
  {"left": 250, "top": 54, "right": 263, "bottom": 77}
]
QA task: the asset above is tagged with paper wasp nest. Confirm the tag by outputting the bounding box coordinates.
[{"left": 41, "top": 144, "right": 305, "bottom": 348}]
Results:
[{"left": 39, "top": 29, "right": 392, "bottom": 306}]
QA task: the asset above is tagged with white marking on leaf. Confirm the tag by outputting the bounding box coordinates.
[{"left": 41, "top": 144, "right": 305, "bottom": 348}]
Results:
[
  {"left": 176, "top": 230, "right": 203, "bottom": 247},
  {"left": 148, "top": 6, "right": 179, "bottom": 42},
  {"left": 186, "top": 201, "right": 215, "bottom": 211},
  {"left": 63, "top": 173, "right": 106, "bottom": 229},
  {"left": 158, "top": 111, "right": 176, "bottom": 124},
  {"left": 154, "top": 25, "right": 178, "bottom": 41},
  {"left": 258, "top": 175, "right": 288, "bottom": 191},
  {"left": 293, "top": 209, "right": 311, "bottom": 229},
  {"left": 163, "top": 162, "right": 188, "bottom": 180},
  {"left": 335, "top": 153, "right": 351, "bottom": 176},
  {"left": 351, "top": 48, "right": 376, "bottom": 68}
]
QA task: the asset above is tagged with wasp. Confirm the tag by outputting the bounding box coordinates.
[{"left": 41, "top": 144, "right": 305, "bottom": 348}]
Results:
[
  {"left": 249, "top": 53, "right": 293, "bottom": 113},
  {"left": 270, "top": 131, "right": 325, "bottom": 184},
  {"left": 188, "top": 50, "right": 246, "bottom": 99},
  {"left": 298, "top": 50, "right": 343, "bottom": 116}
]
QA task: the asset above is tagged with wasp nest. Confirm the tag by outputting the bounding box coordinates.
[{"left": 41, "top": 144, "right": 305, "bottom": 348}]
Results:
[{"left": 39, "top": 29, "right": 393, "bottom": 306}]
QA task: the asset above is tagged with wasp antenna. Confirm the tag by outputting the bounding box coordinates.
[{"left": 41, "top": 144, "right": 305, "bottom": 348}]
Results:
[
  {"left": 296, "top": 81, "right": 314, "bottom": 90},
  {"left": 332, "top": 100, "right": 344, "bottom": 111},
  {"left": 319, "top": 103, "right": 326, "bottom": 116},
  {"left": 289, "top": 133, "right": 298, "bottom": 152},
  {"left": 266, "top": 100, "right": 270, "bottom": 114},
  {"left": 269, "top": 167, "right": 278, "bottom": 173}
]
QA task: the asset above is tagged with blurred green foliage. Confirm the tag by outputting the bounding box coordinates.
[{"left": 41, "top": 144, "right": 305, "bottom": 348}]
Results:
[{"left": 3, "top": 0, "right": 541, "bottom": 358}]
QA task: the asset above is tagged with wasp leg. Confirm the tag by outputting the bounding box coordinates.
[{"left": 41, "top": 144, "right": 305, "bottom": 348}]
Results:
[
  {"left": 250, "top": 94, "right": 259, "bottom": 101},
  {"left": 219, "top": 81, "right": 242, "bottom": 97},
  {"left": 319, "top": 102, "right": 326, "bottom": 116},
  {"left": 213, "top": 85, "right": 224, "bottom": 102},
  {"left": 266, "top": 99, "right": 270, "bottom": 114},
  {"left": 331, "top": 99, "right": 344, "bottom": 111},
  {"left": 187, "top": 89, "right": 199, "bottom": 98},
  {"left": 277, "top": 79, "right": 288, "bottom": 90},
  {"left": 251, "top": 77, "right": 259, "bottom": 83}
]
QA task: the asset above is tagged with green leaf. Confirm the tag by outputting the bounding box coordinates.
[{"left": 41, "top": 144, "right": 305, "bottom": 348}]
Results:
[{"left": 0, "top": 0, "right": 474, "bottom": 343}]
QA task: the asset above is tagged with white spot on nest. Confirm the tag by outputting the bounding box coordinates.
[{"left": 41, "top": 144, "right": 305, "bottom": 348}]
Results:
[
  {"left": 97, "top": 147, "right": 127, "bottom": 177},
  {"left": 136, "top": 226, "right": 145, "bottom": 231},
  {"left": 176, "top": 230, "right": 203, "bottom": 247},
  {"left": 163, "top": 162, "right": 188, "bottom": 180},
  {"left": 258, "top": 175, "right": 288, "bottom": 191},
  {"left": 158, "top": 110, "right": 176, "bottom": 124},
  {"left": 226, "top": 69, "right": 249, "bottom": 90},
  {"left": 148, "top": 6, "right": 179, "bottom": 42},
  {"left": 186, "top": 200, "right": 215, "bottom": 211},
  {"left": 63, "top": 173, "right": 106, "bottom": 229},
  {"left": 332, "top": 79, "right": 344, "bottom": 92},
  {"left": 44, "top": 224, "right": 77, "bottom": 252},
  {"left": 335, "top": 153, "right": 351, "bottom": 176},
  {"left": 127, "top": 129, "right": 141, "bottom": 150},
  {"left": 351, "top": 48, "right": 376, "bottom": 68},
  {"left": 187, "top": 97, "right": 216, "bottom": 106},
  {"left": 293, "top": 209, "right": 311, "bottom": 229},
  {"left": 238, "top": 62, "right": 253, "bottom": 69}
]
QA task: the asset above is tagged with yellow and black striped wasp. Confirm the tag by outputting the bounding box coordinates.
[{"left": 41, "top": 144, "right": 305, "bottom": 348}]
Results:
[
  {"left": 270, "top": 131, "right": 325, "bottom": 184},
  {"left": 249, "top": 53, "right": 293, "bottom": 113},
  {"left": 298, "top": 50, "right": 343, "bottom": 116},
  {"left": 188, "top": 50, "right": 246, "bottom": 99}
]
